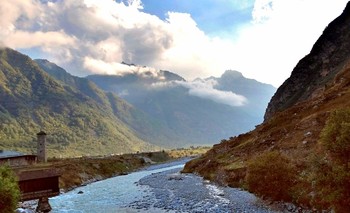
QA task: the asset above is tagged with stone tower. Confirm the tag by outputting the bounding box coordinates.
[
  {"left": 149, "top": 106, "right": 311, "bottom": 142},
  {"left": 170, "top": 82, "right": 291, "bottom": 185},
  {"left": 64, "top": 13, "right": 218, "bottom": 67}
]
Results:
[{"left": 37, "top": 131, "right": 47, "bottom": 163}]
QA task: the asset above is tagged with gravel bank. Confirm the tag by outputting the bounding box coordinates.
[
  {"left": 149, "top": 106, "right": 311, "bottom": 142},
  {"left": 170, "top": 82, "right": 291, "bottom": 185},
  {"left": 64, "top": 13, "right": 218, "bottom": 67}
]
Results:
[{"left": 128, "top": 167, "right": 279, "bottom": 213}]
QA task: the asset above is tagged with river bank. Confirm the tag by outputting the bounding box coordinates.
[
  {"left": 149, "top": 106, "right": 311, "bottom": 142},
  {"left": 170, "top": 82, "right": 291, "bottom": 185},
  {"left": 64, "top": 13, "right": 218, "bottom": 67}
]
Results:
[
  {"left": 131, "top": 167, "right": 278, "bottom": 212},
  {"left": 18, "top": 157, "right": 304, "bottom": 213},
  {"left": 20, "top": 158, "right": 282, "bottom": 213},
  {"left": 16, "top": 149, "right": 203, "bottom": 212}
]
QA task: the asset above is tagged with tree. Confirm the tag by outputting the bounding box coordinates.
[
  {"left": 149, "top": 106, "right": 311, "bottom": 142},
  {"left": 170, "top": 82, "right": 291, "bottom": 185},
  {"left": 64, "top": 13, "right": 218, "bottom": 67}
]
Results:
[{"left": 0, "top": 165, "right": 20, "bottom": 213}]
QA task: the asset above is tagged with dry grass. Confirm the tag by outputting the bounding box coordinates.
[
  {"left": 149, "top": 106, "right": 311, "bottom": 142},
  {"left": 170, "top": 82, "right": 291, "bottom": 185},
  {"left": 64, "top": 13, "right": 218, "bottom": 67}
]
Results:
[
  {"left": 185, "top": 61, "right": 350, "bottom": 211},
  {"left": 166, "top": 146, "right": 211, "bottom": 159}
]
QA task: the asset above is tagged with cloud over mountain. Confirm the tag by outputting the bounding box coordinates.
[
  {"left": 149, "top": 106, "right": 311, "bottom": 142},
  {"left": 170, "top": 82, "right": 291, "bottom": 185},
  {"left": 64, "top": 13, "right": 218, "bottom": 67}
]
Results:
[
  {"left": 0, "top": 0, "right": 218, "bottom": 79},
  {"left": 176, "top": 79, "right": 247, "bottom": 107},
  {"left": 0, "top": 0, "right": 347, "bottom": 86},
  {"left": 151, "top": 78, "right": 247, "bottom": 107}
]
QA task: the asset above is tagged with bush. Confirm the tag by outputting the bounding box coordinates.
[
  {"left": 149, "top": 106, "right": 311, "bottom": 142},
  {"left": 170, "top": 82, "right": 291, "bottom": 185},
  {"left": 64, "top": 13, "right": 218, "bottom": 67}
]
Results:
[
  {"left": 246, "top": 151, "right": 296, "bottom": 201},
  {"left": 313, "top": 108, "right": 350, "bottom": 212},
  {"left": 0, "top": 165, "right": 20, "bottom": 213},
  {"left": 312, "top": 158, "right": 350, "bottom": 212},
  {"left": 320, "top": 108, "right": 350, "bottom": 164}
]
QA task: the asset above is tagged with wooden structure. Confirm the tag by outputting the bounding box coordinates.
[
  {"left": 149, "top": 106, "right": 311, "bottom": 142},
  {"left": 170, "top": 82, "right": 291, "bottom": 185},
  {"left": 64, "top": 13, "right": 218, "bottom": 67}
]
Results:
[
  {"left": 16, "top": 169, "right": 60, "bottom": 201},
  {"left": 1, "top": 131, "right": 61, "bottom": 212}
]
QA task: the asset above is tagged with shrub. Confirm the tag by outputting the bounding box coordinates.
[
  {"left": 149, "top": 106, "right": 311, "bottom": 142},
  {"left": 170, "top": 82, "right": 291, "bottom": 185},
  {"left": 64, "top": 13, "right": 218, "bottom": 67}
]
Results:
[
  {"left": 0, "top": 165, "right": 20, "bottom": 213},
  {"left": 313, "top": 108, "right": 350, "bottom": 212},
  {"left": 320, "top": 108, "right": 350, "bottom": 164},
  {"left": 312, "top": 158, "right": 350, "bottom": 212},
  {"left": 246, "top": 151, "right": 296, "bottom": 201}
]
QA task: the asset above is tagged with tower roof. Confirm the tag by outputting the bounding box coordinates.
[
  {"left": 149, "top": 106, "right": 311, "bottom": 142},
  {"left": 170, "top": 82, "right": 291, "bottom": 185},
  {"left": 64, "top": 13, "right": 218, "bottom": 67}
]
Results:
[{"left": 37, "top": 131, "right": 47, "bottom": 135}]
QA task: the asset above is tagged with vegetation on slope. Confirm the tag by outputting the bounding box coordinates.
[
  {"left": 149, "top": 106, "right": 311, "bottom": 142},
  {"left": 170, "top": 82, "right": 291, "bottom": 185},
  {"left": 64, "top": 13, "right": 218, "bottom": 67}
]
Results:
[
  {"left": 312, "top": 108, "right": 350, "bottom": 212},
  {"left": 0, "top": 48, "right": 156, "bottom": 157},
  {"left": 246, "top": 151, "right": 297, "bottom": 202},
  {"left": 35, "top": 59, "right": 182, "bottom": 148},
  {"left": 183, "top": 61, "right": 350, "bottom": 211},
  {"left": 184, "top": 3, "right": 350, "bottom": 211}
]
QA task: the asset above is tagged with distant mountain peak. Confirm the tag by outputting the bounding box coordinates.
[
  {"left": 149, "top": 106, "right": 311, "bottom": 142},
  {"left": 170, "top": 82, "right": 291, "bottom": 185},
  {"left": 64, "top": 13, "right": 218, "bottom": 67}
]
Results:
[{"left": 221, "top": 70, "right": 244, "bottom": 79}]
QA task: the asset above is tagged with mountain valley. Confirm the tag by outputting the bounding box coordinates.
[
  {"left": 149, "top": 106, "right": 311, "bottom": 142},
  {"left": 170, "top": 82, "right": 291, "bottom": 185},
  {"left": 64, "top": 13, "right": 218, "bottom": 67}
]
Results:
[{"left": 0, "top": 48, "right": 275, "bottom": 156}]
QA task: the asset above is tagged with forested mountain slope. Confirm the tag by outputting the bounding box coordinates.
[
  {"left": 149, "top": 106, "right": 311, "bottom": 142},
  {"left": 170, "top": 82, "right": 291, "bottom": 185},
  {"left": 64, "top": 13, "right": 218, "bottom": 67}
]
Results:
[{"left": 0, "top": 48, "right": 156, "bottom": 157}]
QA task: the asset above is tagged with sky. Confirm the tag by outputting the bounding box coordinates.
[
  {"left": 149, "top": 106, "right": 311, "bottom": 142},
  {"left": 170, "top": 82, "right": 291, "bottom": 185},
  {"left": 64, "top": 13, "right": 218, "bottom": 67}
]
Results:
[{"left": 0, "top": 0, "right": 348, "bottom": 87}]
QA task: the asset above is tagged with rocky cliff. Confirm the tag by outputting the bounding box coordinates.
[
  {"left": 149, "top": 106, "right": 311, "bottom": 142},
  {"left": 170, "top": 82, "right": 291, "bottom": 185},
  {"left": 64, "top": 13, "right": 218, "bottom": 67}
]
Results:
[{"left": 264, "top": 2, "right": 350, "bottom": 120}]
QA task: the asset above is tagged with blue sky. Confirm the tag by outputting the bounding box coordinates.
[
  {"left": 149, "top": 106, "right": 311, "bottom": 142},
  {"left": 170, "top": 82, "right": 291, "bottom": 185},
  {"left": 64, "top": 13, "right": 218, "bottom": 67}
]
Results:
[
  {"left": 0, "top": 0, "right": 349, "bottom": 87},
  {"left": 135, "top": 0, "right": 254, "bottom": 35}
]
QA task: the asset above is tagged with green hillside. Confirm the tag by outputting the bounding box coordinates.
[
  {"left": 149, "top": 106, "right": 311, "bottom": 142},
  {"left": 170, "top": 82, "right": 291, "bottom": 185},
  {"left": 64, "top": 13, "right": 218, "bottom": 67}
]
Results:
[
  {"left": 0, "top": 48, "right": 157, "bottom": 157},
  {"left": 35, "top": 59, "right": 180, "bottom": 147}
]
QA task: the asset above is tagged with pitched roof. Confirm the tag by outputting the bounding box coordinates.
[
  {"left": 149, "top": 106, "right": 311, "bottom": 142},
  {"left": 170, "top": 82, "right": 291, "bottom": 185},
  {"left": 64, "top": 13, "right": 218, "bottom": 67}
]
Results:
[{"left": 0, "top": 150, "right": 25, "bottom": 158}]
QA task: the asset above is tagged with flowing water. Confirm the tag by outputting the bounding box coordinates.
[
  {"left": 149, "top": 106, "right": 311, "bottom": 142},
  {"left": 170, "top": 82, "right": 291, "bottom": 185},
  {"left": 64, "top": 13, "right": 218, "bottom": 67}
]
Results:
[
  {"left": 50, "top": 160, "right": 187, "bottom": 212},
  {"left": 47, "top": 159, "right": 278, "bottom": 213}
]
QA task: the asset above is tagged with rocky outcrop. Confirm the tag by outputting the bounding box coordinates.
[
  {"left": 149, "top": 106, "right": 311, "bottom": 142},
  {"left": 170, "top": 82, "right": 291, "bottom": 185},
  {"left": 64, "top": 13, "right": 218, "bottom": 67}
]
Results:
[{"left": 264, "top": 2, "right": 350, "bottom": 121}]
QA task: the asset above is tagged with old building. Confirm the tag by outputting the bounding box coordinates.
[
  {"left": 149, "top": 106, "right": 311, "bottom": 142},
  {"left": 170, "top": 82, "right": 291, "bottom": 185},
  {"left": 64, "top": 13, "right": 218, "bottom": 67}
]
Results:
[
  {"left": 0, "top": 131, "right": 60, "bottom": 212},
  {"left": 0, "top": 150, "right": 37, "bottom": 167}
]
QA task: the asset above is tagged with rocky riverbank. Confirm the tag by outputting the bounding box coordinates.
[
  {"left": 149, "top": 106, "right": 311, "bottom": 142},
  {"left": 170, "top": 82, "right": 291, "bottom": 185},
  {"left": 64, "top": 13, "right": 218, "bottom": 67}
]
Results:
[
  {"left": 18, "top": 157, "right": 304, "bottom": 213},
  {"left": 129, "top": 167, "right": 279, "bottom": 212}
]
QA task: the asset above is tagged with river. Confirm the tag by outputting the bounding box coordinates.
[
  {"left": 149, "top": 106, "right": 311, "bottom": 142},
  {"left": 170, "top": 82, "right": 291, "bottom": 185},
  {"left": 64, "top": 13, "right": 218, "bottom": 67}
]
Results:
[{"left": 47, "top": 158, "right": 278, "bottom": 213}]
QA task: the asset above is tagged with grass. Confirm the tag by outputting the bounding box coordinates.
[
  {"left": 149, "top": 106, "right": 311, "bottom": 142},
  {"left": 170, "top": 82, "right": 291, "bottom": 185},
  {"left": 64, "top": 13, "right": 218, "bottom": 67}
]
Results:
[{"left": 184, "top": 63, "right": 350, "bottom": 211}]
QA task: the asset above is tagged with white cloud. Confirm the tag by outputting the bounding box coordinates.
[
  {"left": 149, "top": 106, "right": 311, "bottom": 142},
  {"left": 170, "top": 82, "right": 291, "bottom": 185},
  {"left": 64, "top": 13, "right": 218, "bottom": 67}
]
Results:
[
  {"left": 176, "top": 79, "right": 247, "bottom": 107},
  {"left": 0, "top": 0, "right": 348, "bottom": 87},
  {"left": 2, "top": 31, "right": 75, "bottom": 49},
  {"left": 84, "top": 57, "right": 165, "bottom": 80},
  {"left": 229, "top": 0, "right": 349, "bottom": 86},
  {"left": 150, "top": 78, "right": 247, "bottom": 107}
]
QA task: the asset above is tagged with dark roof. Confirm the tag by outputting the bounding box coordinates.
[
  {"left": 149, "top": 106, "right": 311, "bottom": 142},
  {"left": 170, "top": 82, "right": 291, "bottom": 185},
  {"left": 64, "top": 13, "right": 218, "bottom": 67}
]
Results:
[
  {"left": 0, "top": 150, "right": 25, "bottom": 158},
  {"left": 17, "top": 169, "right": 61, "bottom": 181},
  {"left": 37, "top": 131, "right": 47, "bottom": 135}
]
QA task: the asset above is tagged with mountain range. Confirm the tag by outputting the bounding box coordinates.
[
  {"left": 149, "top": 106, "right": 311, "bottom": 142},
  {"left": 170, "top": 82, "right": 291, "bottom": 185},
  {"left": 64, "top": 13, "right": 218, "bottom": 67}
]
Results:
[
  {"left": 0, "top": 48, "right": 275, "bottom": 156},
  {"left": 87, "top": 68, "right": 275, "bottom": 146}
]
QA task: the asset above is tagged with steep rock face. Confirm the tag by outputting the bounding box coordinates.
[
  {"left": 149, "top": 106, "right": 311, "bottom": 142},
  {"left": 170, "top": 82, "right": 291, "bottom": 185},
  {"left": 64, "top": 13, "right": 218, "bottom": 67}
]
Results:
[{"left": 264, "top": 2, "right": 350, "bottom": 120}]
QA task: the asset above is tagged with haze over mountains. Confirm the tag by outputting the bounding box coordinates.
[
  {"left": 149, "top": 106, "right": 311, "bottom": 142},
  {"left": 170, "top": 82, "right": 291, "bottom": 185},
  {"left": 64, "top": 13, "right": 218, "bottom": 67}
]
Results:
[
  {"left": 0, "top": 48, "right": 275, "bottom": 156},
  {"left": 88, "top": 66, "right": 275, "bottom": 146}
]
